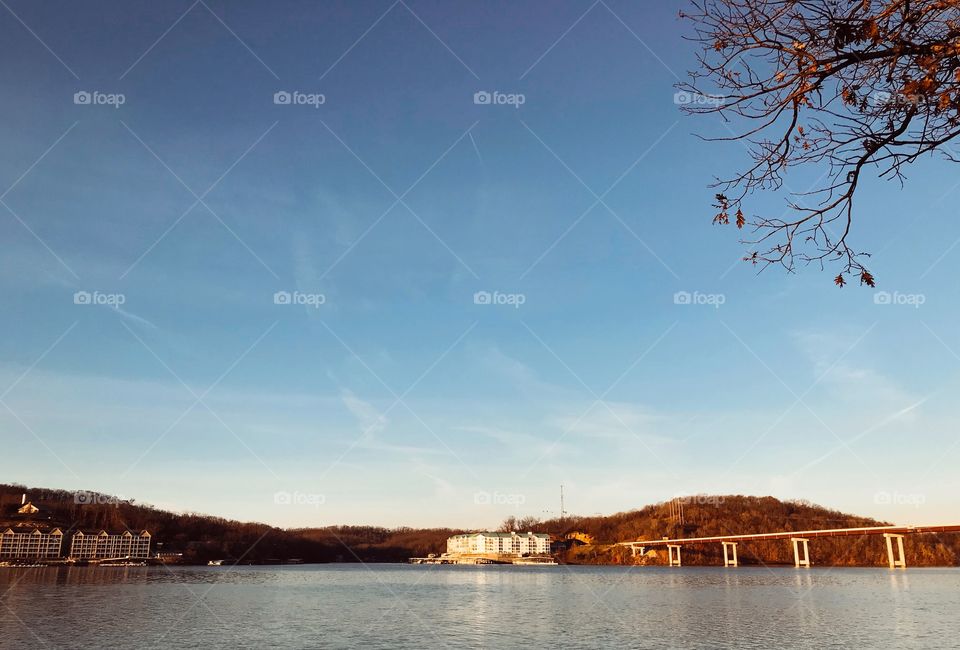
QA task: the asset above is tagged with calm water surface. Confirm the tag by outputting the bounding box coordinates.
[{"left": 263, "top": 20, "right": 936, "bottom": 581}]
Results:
[{"left": 1, "top": 565, "right": 957, "bottom": 648}]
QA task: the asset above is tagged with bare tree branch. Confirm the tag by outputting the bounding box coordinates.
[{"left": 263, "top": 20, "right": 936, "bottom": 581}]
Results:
[{"left": 680, "top": 0, "right": 960, "bottom": 286}]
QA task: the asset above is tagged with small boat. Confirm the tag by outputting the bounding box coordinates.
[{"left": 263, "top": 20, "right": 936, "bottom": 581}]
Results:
[{"left": 207, "top": 559, "right": 224, "bottom": 566}]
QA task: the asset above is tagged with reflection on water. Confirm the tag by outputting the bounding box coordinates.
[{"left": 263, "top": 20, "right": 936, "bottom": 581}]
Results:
[{"left": 1, "top": 565, "right": 957, "bottom": 649}]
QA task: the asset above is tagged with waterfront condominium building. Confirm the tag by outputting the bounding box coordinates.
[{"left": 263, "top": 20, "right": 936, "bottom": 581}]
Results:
[
  {"left": 69, "top": 530, "right": 152, "bottom": 559},
  {"left": 446, "top": 531, "right": 551, "bottom": 556},
  {"left": 0, "top": 527, "right": 64, "bottom": 559}
]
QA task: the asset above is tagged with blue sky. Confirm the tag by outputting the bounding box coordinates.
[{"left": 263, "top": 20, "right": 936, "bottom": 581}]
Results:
[{"left": 2, "top": 0, "right": 959, "bottom": 528}]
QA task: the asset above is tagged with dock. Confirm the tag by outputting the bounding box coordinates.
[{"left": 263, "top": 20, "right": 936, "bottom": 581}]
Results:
[{"left": 409, "top": 553, "right": 557, "bottom": 565}]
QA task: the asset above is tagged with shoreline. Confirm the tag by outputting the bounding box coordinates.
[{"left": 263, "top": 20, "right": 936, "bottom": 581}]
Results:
[{"left": 5, "top": 561, "right": 960, "bottom": 569}]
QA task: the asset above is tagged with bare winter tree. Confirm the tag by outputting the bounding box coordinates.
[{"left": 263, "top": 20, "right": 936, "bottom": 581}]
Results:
[{"left": 679, "top": 0, "right": 960, "bottom": 286}]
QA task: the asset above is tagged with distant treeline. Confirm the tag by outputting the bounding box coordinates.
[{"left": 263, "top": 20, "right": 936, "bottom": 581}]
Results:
[
  {"left": 0, "top": 485, "right": 454, "bottom": 564},
  {"left": 3, "top": 486, "right": 957, "bottom": 566}
]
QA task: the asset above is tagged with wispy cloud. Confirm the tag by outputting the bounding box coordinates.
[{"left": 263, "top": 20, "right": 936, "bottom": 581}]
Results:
[
  {"left": 340, "top": 389, "right": 389, "bottom": 438},
  {"left": 111, "top": 304, "right": 159, "bottom": 330}
]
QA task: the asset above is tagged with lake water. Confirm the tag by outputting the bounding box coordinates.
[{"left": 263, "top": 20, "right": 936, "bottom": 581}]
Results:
[{"left": 0, "top": 565, "right": 957, "bottom": 648}]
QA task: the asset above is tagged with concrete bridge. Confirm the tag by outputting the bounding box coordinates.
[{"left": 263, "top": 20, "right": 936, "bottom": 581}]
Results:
[{"left": 617, "top": 524, "right": 960, "bottom": 569}]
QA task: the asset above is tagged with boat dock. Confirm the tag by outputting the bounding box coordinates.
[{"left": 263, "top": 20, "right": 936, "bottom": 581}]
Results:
[{"left": 409, "top": 553, "right": 556, "bottom": 565}]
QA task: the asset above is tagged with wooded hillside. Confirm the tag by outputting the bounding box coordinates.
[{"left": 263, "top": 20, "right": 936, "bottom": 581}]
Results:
[
  {"left": 540, "top": 496, "right": 960, "bottom": 566},
  {"left": 0, "top": 484, "right": 453, "bottom": 564},
  {"left": 3, "top": 485, "right": 956, "bottom": 566}
]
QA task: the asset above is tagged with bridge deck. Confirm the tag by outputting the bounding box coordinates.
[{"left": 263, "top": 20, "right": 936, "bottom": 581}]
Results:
[{"left": 620, "top": 524, "right": 960, "bottom": 547}]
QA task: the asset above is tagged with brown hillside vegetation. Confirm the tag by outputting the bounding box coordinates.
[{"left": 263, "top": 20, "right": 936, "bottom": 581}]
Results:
[
  {"left": 3, "top": 486, "right": 956, "bottom": 566},
  {"left": 0, "top": 484, "right": 455, "bottom": 564},
  {"left": 539, "top": 496, "right": 960, "bottom": 567}
]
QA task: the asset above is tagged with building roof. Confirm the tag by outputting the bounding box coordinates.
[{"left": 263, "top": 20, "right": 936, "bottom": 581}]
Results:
[
  {"left": 72, "top": 529, "right": 151, "bottom": 537},
  {"left": 1, "top": 526, "right": 61, "bottom": 535}
]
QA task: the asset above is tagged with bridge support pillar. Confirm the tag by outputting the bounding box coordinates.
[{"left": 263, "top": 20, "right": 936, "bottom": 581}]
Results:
[
  {"left": 883, "top": 533, "right": 906, "bottom": 569},
  {"left": 791, "top": 537, "right": 810, "bottom": 568},
  {"left": 722, "top": 542, "right": 738, "bottom": 567},
  {"left": 667, "top": 544, "right": 682, "bottom": 567}
]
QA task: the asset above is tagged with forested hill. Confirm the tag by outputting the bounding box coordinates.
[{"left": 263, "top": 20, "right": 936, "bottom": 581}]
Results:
[
  {"left": 550, "top": 495, "right": 885, "bottom": 541},
  {"left": 544, "top": 496, "right": 960, "bottom": 566},
  {"left": 0, "top": 484, "right": 454, "bottom": 564},
  {"left": 3, "top": 485, "right": 957, "bottom": 566}
]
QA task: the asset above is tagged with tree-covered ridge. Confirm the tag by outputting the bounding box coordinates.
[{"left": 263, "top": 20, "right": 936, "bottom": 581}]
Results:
[
  {"left": 540, "top": 496, "right": 960, "bottom": 566},
  {"left": 3, "top": 486, "right": 957, "bottom": 566},
  {"left": 0, "top": 484, "right": 454, "bottom": 564}
]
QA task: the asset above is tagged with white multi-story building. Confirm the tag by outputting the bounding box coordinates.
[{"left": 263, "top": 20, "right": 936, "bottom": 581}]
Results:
[
  {"left": 0, "top": 527, "right": 64, "bottom": 559},
  {"left": 69, "top": 530, "right": 152, "bottom": 559},
  {"left": 447, "top": 531, "right": 550, "bottom": 556}
]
